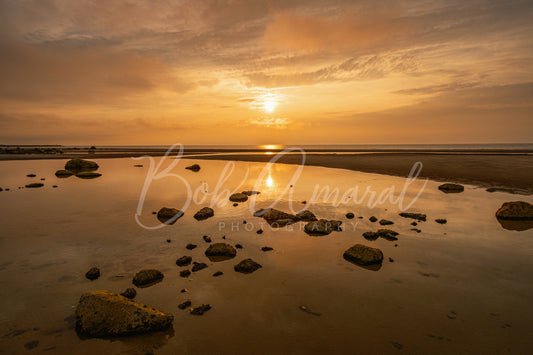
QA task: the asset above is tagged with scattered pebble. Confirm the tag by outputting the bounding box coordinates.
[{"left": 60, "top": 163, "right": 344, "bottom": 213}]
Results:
[
  {"left": 176, "top": 256, "right": 192, "bottom": 266},
  {"left": 411, "top": 222, "right": 418, "bottom": 226},
  {"left": 186, "top": 244, "right": 197, "bottom": 250},
  {"left": 178, "top": 300, "right": 191, "bottom": 310},
  {"left": 120, "top": 288, "right": 137, "bottom": 299},
  {"left": 435, "top": 219, "right": 447, "bottom": 224},
  {"left": 203, "top": 235, "right": 212, "bottom": 243},
  {"left": 213, "top": 271, "right": 223, "bottom": 277},
  {"left": 26, "top": 174, "right": 36, "bottom": 177},
  {"left": 235, "top": 244, "right": 243, "bottom": 249},
  {"left": 180, "top": 270, "right": 191, "bottom": 278},
  {"left": 243, "top": 220, "right": 247, "bottom": 224},
  {"left": 233, "top": 203, "right": 238, "bottom": 207},
  {"left": 369, "top": 216, "right": 377, "bottom": 222},
  {"left": 181, "top": 289, "right": 188, "bottom": 293},
  {"left": 388, "top": 257, "right": 394, "bottom": 263},
  {"left": 190, "top": 304, "right": 211, "bottom": 315},
  {"left": 410, "top": 228, "right": 422, "bottom": 233},
  {"left": 85, "top": 267, "right": 100, "bottom": 280},
  {"left": 166, "top": 239, "right": 171, "bottom": 243},
  {"left": 379, "top": 219, "right": 394, "bottom": 225},
  {"left": 345, "top": 212, "right": 355, "bottom": 219},
  {"left": 256, "top": 229, "right": 263, "bottom": 234},
  {"left": 191, "top": 262, "right": 207, "bottom": 272},
  {"left": 261, "top": 246, "right": 273, "bottom": 252}
]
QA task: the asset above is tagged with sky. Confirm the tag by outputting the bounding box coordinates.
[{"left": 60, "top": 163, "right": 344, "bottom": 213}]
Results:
[{"left": 1, "top": 0, "right": 532, "bottom": 145}]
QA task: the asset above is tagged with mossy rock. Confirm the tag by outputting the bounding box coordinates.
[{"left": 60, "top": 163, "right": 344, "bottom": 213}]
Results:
[
  {"left": 132, "top": 269, "right": 164, "bottom": 287},
  {"left": 296, "top": 210, "right": 317, "bottom": 222},
  {"left": 194, "top": 207, "right": 214, "bottom": 221},
  {"left": 343, "top": 244, "right": 384, "bottom": 266},
  {"left": 229, "top": 193, "right": 248, "bottom": 202},
  {"left": 495, "top": 201, "right": 533, "bottom": 220},
  {"left": 205, "top": 243, "right": 237, "bottom": 261},
  {"left": 65, "top": 159, "right": 99, "bottom": 172},
  {"left": 234, "top": 259, "right": 262, "bottom": 274}
]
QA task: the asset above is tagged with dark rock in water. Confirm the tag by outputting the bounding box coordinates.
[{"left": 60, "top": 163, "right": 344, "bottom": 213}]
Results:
[
  {"left": 157, "top": 207, "right": 184, "bottom": 224},
  {"left": 261, "top": 246, "right": 273, "bottom": 252},
  {"left": 181, "top": 289, "right": 188, "bottom": 293},
  {"left": 120, "top": 288, "right": 136, "bottom": 299},
  {"left": 133, "top": 164, "right": 143, "bottom": 167},
  {"left": 55, "top": 169, "right": 74, "bottom": 177},
  {"left": 303, "top": 219, "right": 342, "bottom": 235},
  {"left": 411, "top": 222, "right": 418, "bottom": 226},
  {"left": 222, "top": 236, "right": 226, "bottom": 239},
  {"left": 435, "top": 219, "right": 447, "bottom": 224},
  {"left": 166, "top": 239, "right": 171, "bottom": 243},
  {"left": 399, "top": 212, "right": 427, "bottom": 221},
  {"left": 379, "top": 219, "right": 394, "bottom": 225},
  {"left": 213, "top": 271, "right": 223, "bottom": 277},
  {"left": 176, "top": 256, "right": 192, "bottom": 267},
  {"left": 242, "top": 190, "right": 260, "bottom": 196},
  {"left": 190, "top": 304, "right": 211, "bottom": 315},
  {"left": 75, "top": 290, "right": 173, "bottom": 337},
  {"left": 25, "top": 183, "right": 44, "bottom": 188},
  {"left": 185, "top": 164, "right": 201, "bottom": 172},
  {"left": 345, "top": 212, "right": 355, "bottom": 219},
  {"left": 302, "top": 201, "right": 307, "bottom": 204},
  {"left": 26, "top": 174, "right": 36, "bottom": 177},
  {"left": 132, "top": 269, "right": 164, "bottom": 287},
  {"left": 24, "top": 340, "right": 39, "bottom": 349},
  {"left": 235, "top": 244, "right": 243, "bottom": 249},
  {"left": 234, "top": 259, "right": 262, "bottom": 274},
  {"left": 40, "top": 178, "right": 45, "bottom": 181},
  {"left": 343, "top": 244, "right": 384, "bottom": 266},
  {"left": 85, "top": 267, "right": 100, "bottom": 280},
  {"left": 363, "top": 231, "right": 379, "bottom": 241},
  {"left": 180, "top": 270, "right": 191, "bottom": 277},
  {"left": 363, "top": 229, "right": 399, "bottom": 241},
  {"left": 411, "top": 228, "right": 422, "bottom": 233},
  {"left": 233, "top": 203, "right": 238, "bottom": 207},
  {"left": 194, "top": 207, "right": 214, "bottom": 221},
  {"left": 495, "top": 201, "right": 533, "bottom": 220},
  {"left": 388, "top": 257, "right": 394, "bottom": 263},
  {"left": 52, "top": 185, "right": 58, "bottom": 188},
  {"left": 438, "top": 183, "right": 464, "bottom": 193},
  {"left": 65, "top": 159, "right": 99, "bottom": 172},
  {"left": 369, "top": 216, "right": 377, "bottom": 222},
  {"left": 0, "top": 187, "right": 3, "bottom": 191},
  {"left": 178, "top": 300, "right": 191, "bottom": 310},
  {"left": 296, "top": 210, "right": 318, "bottom": 222},
  {"left": 186, "top": 244, "right": 197, "bottom": 250},
  {"left": 205, "top": 243, "right": 236, "bottom": 261},
  {"left": 152, "top": 211, "right": 157, "bottom": 214},
  {"left": 243, "top": 220, "right": 247, "bottom": 224},
  {"left": 256, "top": 229, "right": 263, "bottom": 234},
  {"left": 254, "top": 208, "right": 299, "bottom": 226},
  {"left": 229, "top": 192, "right": 248, "bottom": 202},
  {"left": 203, "top": 235, "right": 212, "bottom": 243},
  {"left": 191, "top": 262, "right": 207, "bottom": 272},
  {"left": 75, "top": 171, "right": 102, "bottom": 179}
]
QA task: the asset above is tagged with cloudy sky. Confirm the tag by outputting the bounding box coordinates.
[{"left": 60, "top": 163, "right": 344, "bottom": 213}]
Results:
[{"left": 1, "top": 0, "right": 532, "bottom": 145}]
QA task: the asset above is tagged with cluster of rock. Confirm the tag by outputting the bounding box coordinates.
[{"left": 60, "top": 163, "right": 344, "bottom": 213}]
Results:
[{"left": 55, "top": 159, "right": 101, "bottom": 179}]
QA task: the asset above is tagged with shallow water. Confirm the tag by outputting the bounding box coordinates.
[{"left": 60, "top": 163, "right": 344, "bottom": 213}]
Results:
[{"left": 0, "top": 156, "right": 532, "bottom": 354}]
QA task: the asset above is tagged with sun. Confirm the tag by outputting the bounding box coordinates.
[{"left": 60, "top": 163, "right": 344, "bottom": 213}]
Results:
[{"left": 263, "top": 100, "right": 277, "bottom": 113}]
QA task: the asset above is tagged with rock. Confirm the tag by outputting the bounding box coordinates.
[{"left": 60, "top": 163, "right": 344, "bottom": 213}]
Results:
[
  {"left": 411, "top": 222, "right": 418, "bottom": 226},
  {"left": 411, "top": 228, "right": 421, "bottom": 233},
  {"left": 120, "top": 288, "right": 136, "bottom": 299},
  {"left": 24, "top": 340, "right": 39, "bottom": 349},
  {"left": 363, "top": 229, "right": 399, "bottom": 241},
  {"left": 205, "top": 243, "right": 237, "bottom": 261},
  {"left": 303, "top": 219, "right": 342, "bottom": 235},
  {"left": 234, "top": 259, "right": 262, "bottom": 274},
  {"left": 229, "top": 193, "right": 248, "bottom": 202},
  {"left": 52, "top": 185, "right": 58, "bottom": 188},
  {"left": 176, "top": 256, "right": 192, "bottom": 267},
  {"left": 185, "top": 164, "right": 201, "bottom": 172},
  {"left": 178, "top": 300, "right": 191, "bottom": 310},
  {"left": 242, "top": 190, "right": 260, "bottom": 196},
  {"left": 25, "top": 183, "right": 44, "bottom": 188},
  {"left": 190, "top": 304, "right": 211, "bottom": 315},
  {"left": 399, "top": 212, "right": 427, "bottom": 221},
  {"left": 435, "top": 219, "right": 447, "bottom": 224},
  {"left": 65, "top": 159, "right": 99, "bottom": 172},
  {"left": 191, "top": 262, "right": 208, "bottom": 272},
  {"left": 302, "top": 201, "right": 307, "bottom": 204},
  {"left": 26, "top": 173, "right": 36, "bottom": 177},
  {"left": 388, "top": 257, "right": 394, "bottom": 263},
  {"left": 186, "top": 244, "right": 197, "bottom": 250},
  {"left": 254, "top": 208, "right": 299, "bottom": 226},
  {"left": 233, "top": 203, "right": 238, "bottom": 207},
  {"left": 379, "top": 219, "right": 394, "bottom": 225},
  {"left": 133, "top": 164, "right": 143, "bottom": 167},
  {"left": 75, "top": 172, "right": 102, "bottom": 179},
  {"left": 166, "top": 239, "right": 171, "bottom": 243},
  {"left": 157, "top": 207, "right": 184, "bottom": 224},
  {"left": 203, "top": 235, "right": 212, "bottom": 243},
  {"left": 213, "top": 271, "right": 223, "bottom": 277},
  {"left": 40, "top": 178, "right": 45, "bottom": 181},
  {"left": 55, "top": 169, "right": 74, "bottom": 177},
  {"left": 75, "top": 290, "right": 173, "bottom": 337},
  {"left": 346, "top": 212, "right": 355, "bottom": 219},
  {"left": 180, "top": 270, "right": 191, "bottom": 277},
  {"left": 256, "top": 229, "right": 263, "bottom": 234},
  {"left": 235, "top": 244, "right": 243, "bottom": 249},
  {"left": 85, "top": 267, "right": 100, "bottom": 280},
  {"left": 132, "top": 269, "right": 164, "bottom": 287},
  {"left": 243, "top": 220, "right": 247, "bottom": 224},
  {"left": 343, "top": 244, "right": 384, "bottom": 266},
  {"left": 495, "top": 201, "right": 533, "bottom": 220},
  {"left": 362, "top": 231, "right": 379, "bottom": 241},
  {"left": 261, "top": 246, "right": 273, "bottom": 252},
  {"left": 369, "top": 216, "right": 377, "bottom": 222},
  {"left": 296, "top": 210, "right": 318, "bottom": 221},
  {"left": 194, "top": 207, "right": 214, "bottom": 221},
  {"left": 180, "top": 289, "right": 188, "bottom": 293},
  {"left": 438, "top": 183, "right": 464, "bottom": 193}
]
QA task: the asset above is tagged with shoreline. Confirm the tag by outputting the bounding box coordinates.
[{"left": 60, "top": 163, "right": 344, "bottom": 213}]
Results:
[{"left": 1, "top": 150, "right": 532, "bottom": 195}]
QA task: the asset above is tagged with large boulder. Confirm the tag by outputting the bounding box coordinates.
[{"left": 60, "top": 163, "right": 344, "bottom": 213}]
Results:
[
  {"left": 438, "top": 183, "right": 464, "bottom": 193},
  {"left": 495, "top": 201, "right": 533, "bottom": 220},
  {"left": 296, "top": 210, "right": 318, "bottom": 222},
  {"left": 303, "top": 219, "right": 342, "bottom": 235},
  {"left": 254, "top": 208, "right": 299, "bottom": 226},
  {"left": 205, "top": 243, "right": 237, "bottom": 261},
  {"left": 65, "top": 159, "right": 99, "bottom": 172},
  {"left": 193, "top": 207, "right": 214, "bottom": 221},
  {"left": 343, "top": 244, "right": 384, "bottom": 266},
  {"left": 132, "top": 269, "right": 164, "bottom": 287},
  {"left": 229, "top": 193, "right": 248, "bottom": 202},
  {"left": 157, "top": 207, "right": 184, "bottom": 224},
  {"left": 75, "top": 290, "right": 173, "bottom": 337},
  {"left": 399, "top": 212, "right": 427, "bottom": 221}
]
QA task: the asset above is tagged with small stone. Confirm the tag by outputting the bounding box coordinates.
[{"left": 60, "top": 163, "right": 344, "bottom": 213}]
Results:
[
  {"left": 191, "top": 262, "right": 207, "bottom": 272},
  {"left": 495, "top": 201, "right": 533, "bottom": 220},
  {"left": 379, "top": 219, "right": 394, "bottom": 225},
  {"left": 242, "top": 190, "right": 260, "bottom": 196},
  {"left": 229, "top": 193, "right": 248, "bottom": 202},
  {"left": 194, "top": 207, "right": 214, "bottom": 221},
  {"left": 55, "top": 170, "right": 74, "bottom": 177},
  {"left": 176, "top": 256, "right": 192, "bottom": 266},
  {"left": 120, "top": 288, "right": 136, "bottom": 299},
  {"left": 25, "top": 183, "right": 44, "bottom": 188},
  {"left": 178, "top": 300, "right": 191, "bottom": 310},
  {"left": 190, "top": 304, "right": 211, "bottom": 315},
  {"left": 26, "top": 173, "right": 36, "bottom": 177},
  {"left": 85, "top": 267, "right": 100, "bottom": 280},
  {"left": 438, "top": 183, "right": 464, "bottom": 193},
  {"left": 134, "top": 164, "right": 143, "bottom": 167},
  {"left": 243, "top": 220, "right": 247, "bottom": 224},
  {"left": 389, "top": 257, "right": 395, "bottom": 263},
  {"left": 65, "top": 158, "right": 99, "bottom": 172},
  {"left": 75, "top": 171, "right": 102, "bottom": 179},
  {"left": 180, "top": 270, "right": 191, "bottom": 278},
  {"left": 205, "top": 243, "right": 237, "bottom": 259},
  {"left": 180, "top": 289, "right": 188, "bottom": 293},
  {"left": 52, "top": 185, "right": 58, "bottom": 188},
  {"left": 132, "top": 269, "right": 164, "bottom": 287},
  {"left": 166, "top": 239, "right": 171, "bottom": 243},
  {"left": 399, "top": 212, "right": 427, "bottom": 221},
  {"left": 411, "top": 221, "right": 418, "bottom": 226},
  {"left": 261, "top": 246, "right": 273, "bottom": 252},
  {"left": 256, "top": 229, "right": 263, "bottom": 234},
  {"left": 345, "top": 212, "right": 355, "bottom": 219},
  {"left": 302, "top": 201, "right": 307, "bottom": 204},
  {"left": 296, "top": 210, "right": 318, "bottom": 221},
  {"left": 157, "top": 207, "right": 184, "bottom": 224},
  {"left": 435, "top": 219, "right": 447, "bottom": 224},
  {"left": 369, "top": 216, "right": 377, "bottom": 222},
  {"left": 233, "top": 203, "right": 238, "bottom": 207},
  {"left": 203, "top": 235, "right": 212, "bottom": 243},
  {"left": 235, "top": 244, "right": 243, "bottom": 249},
  {"left": 213, "top": 271, "right": 223, "bottom": 277},
  {"left": 186, "top": 244, "right": 197, "bottom": 250},
  {"left": 411, "top": 228, "right": 422, "bottom": 233},
  {"left": 343, "top": 244, "right": 384, "bottom": 266},
  {"left": 234, "top": 259, "right": 262, "bottom": 274},
  {"left": 185, "top": 164, "right": 201, "bottom": 172}
]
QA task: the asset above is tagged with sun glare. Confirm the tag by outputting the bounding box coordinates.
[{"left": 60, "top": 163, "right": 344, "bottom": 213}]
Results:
[{"left": 263, "top": 100, "right": 277, "bottom": 113}]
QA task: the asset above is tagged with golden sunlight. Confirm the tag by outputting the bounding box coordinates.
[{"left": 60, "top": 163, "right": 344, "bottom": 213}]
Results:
[{"left": 263, "top": 100, "right": 277, "bottom": 113}]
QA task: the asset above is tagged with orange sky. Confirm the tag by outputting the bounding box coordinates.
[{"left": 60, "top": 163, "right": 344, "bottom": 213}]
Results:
[{"left": 1, "top": 0, "right": 532, "bottom": 145}]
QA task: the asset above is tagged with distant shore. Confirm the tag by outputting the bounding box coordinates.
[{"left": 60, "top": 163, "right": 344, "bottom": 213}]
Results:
[{"left": 1, "top": 148, "right": 532, "bottom": 195}]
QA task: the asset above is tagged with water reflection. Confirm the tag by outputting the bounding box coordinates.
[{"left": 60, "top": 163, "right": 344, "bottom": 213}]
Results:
[{"left": 496, "top": 218, "right": 533, "bottom": 231}]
